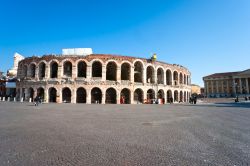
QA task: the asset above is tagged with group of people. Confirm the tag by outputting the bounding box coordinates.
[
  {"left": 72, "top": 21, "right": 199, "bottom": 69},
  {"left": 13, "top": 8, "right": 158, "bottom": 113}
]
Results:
[
  {"left": 189, "top": 96, "right": 197, "bottom": 104},
  {"left": 34, "top": 96, "right": 42, "bottom": 106}
]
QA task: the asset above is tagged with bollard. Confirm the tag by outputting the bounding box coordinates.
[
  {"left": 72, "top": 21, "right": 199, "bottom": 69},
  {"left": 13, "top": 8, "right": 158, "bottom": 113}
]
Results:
[
  {"left": 29, "top": 98, "right": 32, "bottom": 103},
  {"left": 14, "top": 97, "right": 16, "bottom": 102},
  {"left": 8, "top": 97, "right": 10, "bottom": 102},
  {"left": 21, "top": 97, "right": 23, "bottom": 102},
  {"left": 3, "top": 97, "right": 5, "bottom": 102},
  {"left": 0, "top": 97, "right": 2, "bottom": 101}
]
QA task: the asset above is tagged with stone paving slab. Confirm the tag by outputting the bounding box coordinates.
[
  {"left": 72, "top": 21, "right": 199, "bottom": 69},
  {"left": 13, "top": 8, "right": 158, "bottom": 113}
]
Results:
[{"left": 0, "top": 102, "right": 250, "bottom": 166}]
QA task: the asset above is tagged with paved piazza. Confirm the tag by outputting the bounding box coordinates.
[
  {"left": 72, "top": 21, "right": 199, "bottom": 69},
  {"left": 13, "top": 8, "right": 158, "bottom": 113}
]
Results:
[{"left": 0, "top": 102, "right": 250, "bottom": 166}]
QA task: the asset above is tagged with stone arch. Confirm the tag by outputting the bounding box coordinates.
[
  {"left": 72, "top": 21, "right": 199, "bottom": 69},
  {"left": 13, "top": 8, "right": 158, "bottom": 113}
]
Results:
[
  {"left": 77, "top": 61, "right": 87, "bottom": 78},
  {"left": 134, "top": 61, "right": 143, "bottom": 83},
  {"left": 120, "top": 88, "right": 131, "bottom": 104},
  {"left": 174, "top": 90, "right": 178, "bottom": 102},
  {"left": 179, "top": 73, "right": 183, "bottom": 84},
  {"left": 167, "top": 90, "right": 172, "bottom": 103},
  {"left": 134, "top": 88, "right": 144, "bottom": 104},
  {"left": 184, "top": 91, "right": 187, "bottom": 102},
  {"left": 76, "top": 87, "right": 86, "bottom": 103},
  {"left": 37, "top": 87, "right": 45, "bottom": 101},
  {"left": 106, "top": 61, "right": 117, "bottom": 81},
  {"left": 146, "top": 65, "right": 155, "bottom": 83},
  {"left": 121, "top": 62, "right": 131, "bottom": 81},
  {"left": 28, "top": 87, "right": 34, "bottom": 101},
  {"left": 23, "top": 65, "right": 28, "bottom": 77},
  {"left": 105, "top": 88, "right": 117, "bottom": 104},
  {"left": 92, "top": 61, "right": 102, "bottom": 78},
  {"left": 147, "top": 89, "right": 155, "bottom": 103},
  {"left": 38, "top": 61, "right": 46, "bottom": 79},
  {"left": 49, "top": 87, "right": 57, "bottom": 103},
  {"left": 63, "top": 61, "right": 72, "bottom": 77},
  {"left": 166, "top": 69, "right": 172, "bottom": 85},
  {"left": 157, "top": 67, "right": 164, "bottom": 84},
  {"left": 29, "top": 63, "right": 36, "bottom": 78},
  {"left": 91, "top": 87, "right": 102, "bottom": 104},
  {"left": 184, "top": 74, "right": 186, "bottom": 85},
  {"left": 158, "top": 89, "right": 165, "bottom": 104},
  {"left": 50, "top": 61, "right": 58, "bottom": 78},
  {"left": 173, "top": 71, "right": 178, "bottom": 85},
  {"left": 180, "top": 91, "right": 183, "bottom": 102},
  {"left": 62, "top": 87, "right": 71, "bottom": 103}
]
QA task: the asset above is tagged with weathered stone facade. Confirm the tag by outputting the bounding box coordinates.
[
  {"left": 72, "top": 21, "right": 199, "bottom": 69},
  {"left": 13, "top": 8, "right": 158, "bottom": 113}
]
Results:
[{"left": 16, "top": 54, "right": 191, "bottom": 104}]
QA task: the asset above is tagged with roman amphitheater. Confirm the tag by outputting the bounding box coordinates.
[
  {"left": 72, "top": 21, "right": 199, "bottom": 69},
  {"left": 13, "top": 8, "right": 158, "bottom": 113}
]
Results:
[{"left": 16, "top": 53, "right": 191, "bottom": 104}]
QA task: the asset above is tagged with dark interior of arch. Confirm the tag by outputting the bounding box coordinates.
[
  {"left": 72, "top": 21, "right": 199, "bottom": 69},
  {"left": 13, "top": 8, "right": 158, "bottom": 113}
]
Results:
[
  {"left": 30, "top": 64, "right": 36, "bottom": 78},
  {"left": 167, "top": 90, "right": 172, "bottom": 103},
  {"left": 134, "top": 89, "right": 143, "bottom": 103},
  {"left": 29, "top": 88, "right": 34, "bottom": 101},
  {"left": 62, "top": 88, "right": 71, "bottom": 103},
  {"left": 174, "top": 91, "right": 178, "bottom": 102},
  {"left": 39, "top": 63, "right": 46, "bottom": 78},
  {"left": 147, "top": 89, "right": 155, "bottom": 99},
  {"left": 179, "top": 74, "right": 183, "bottom": 84},
  {"left": 121, "top": 63, "right": 130, "bottom": 80},
  {"left": 166, "top": 70, "right": 172, "bottom": 85},
  {"left": 121, "top": 89, "right": 130, "bottom": 104},
  {"left": 49, "top": 88, "right": 57, "bottom": 103},
  {"left": 51, "top": 62, "right": 58, "bottom": 78},
  {"left": 134, "top": 62, "right": 143, "bottom": 83},
  {"left": 158, "top": 90, "right": 164, "bottom": 99},
  {"left": 77, "top": 88, "right": 86, "bottom": 103},
  {"left": 157, "top": 69, "right": 164, "bottom": 84},
  {"left": 106, "top": 62, "right": 117, "bottom": 81},
  {"left": 78, "top": 61, "right": 87, "bottom": 78},
  {"left": 91, "top": 88, "right": 102, "bottom": 103},
  {"left": 64, "top": 61, "right": 72, "bottom": 77},
  {"left": 180, "top": 91, "right": 183, "bottom": 102},
  {"left": 146, "top": 67, "right": 154, "bottom": 83},
  {"left": 37, "top": 88, "right": 45, "bottom": 100},
  {"left": 174, "top": 71, "right": 178, "bottom": 85},
  {"left": 105, "top": 88, "right": 116, "bottom": 104},
  {"left": 92, "top": 61, "right": 102, "bottom": 77},
  {"left": 23, "top": 66, "right": 28, "bottom": 77}
]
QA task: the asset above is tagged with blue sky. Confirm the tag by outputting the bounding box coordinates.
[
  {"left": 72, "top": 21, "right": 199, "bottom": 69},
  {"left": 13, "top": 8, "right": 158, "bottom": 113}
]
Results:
[{"left": 0, "top": 0, "right": 250, "bottom": 86}]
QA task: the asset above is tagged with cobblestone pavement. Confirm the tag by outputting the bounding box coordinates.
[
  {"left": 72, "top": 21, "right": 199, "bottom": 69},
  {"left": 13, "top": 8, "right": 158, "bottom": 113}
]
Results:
[{"left": 0, "top": 102, "right": 250, "bottom": 166}]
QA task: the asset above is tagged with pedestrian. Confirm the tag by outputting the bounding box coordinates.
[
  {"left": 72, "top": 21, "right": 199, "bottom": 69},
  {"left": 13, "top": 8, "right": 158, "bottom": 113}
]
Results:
[{"left": 34, "top": 96, "right": 39, "bottom": 106}]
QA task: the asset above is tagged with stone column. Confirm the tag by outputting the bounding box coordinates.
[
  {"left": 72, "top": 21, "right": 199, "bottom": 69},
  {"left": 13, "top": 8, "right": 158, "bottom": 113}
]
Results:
[
  {"left": 239, "top": 78, "right": 242, "bottom": 94},
  {"left": 86, "top": 65, "right": 92, "bottom": 80},
  {"left": 216, "top": 80, "right": 219, "bottom": 95},
  {"left": 143, "top": 68, "right": 146, "bottom": 84},
  {"left": 153, "top": 69, "right": 157, "bottom": 84},
  {"left": 116, "top": 91, "right": 120, "bottom": 104},
  {"left": 130, "top": 90, "right": 134, "bottom": 104},
  {"left": 130, "top": 66, "right": 134, "bottom": 83},
  {"left": 221, "top": 80, "right": 224, "bottom": 94},
  {"left": 102, "top": 90, "right": 106, "bottom": 104},
  {"left": 211, "top": 81, "right": 214, "bottom": 94},
  {"left": 116, "top": 66, "right": 121, "bottom": 82},
  {"left": 86, "top": 89, "right": 91, "bottom": 104},
  {"left": 35, "top": 66, "right": 39, "bottom": 80},
  {"left": 44, "top": 88, "right": 49, "bottom": 103},
  {"left": 163, "top": 71, "right": 166, "bottom": 85},
  {"left": 58, "top": 88, "right": 62, "bottom": 103},
  {"left": 246, "top": 78, "right": 249, "bottom": 94},
  {"left": 45, "top": 65, "right": 49, "bottom": 79},
  {"left": 71, "top": 88, "right": 76, "bottom": 104},
  {"left": 19, "top": 88, "right": 23, "bottom": 101},
  {"left": 232, "top": 78, "right": 236, "bottom": 96},
  {"left": 58, "top": 65, "right": 63, "bottom": 79},
  {"left": 24, "top": 88, "right": 28, "bottom": 101},
  {"left": 72, "top": 65, "right": 77, "bottom": 80},
  {"left": 102, "top": 65, "right": 106, "bottom": 81}
]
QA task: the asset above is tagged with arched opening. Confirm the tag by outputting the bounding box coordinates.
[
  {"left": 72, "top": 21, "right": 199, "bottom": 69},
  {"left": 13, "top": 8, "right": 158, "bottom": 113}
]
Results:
[
  {"left": 121, "top": 63, "right": 130, "bottom": 80},
  {"left": 174, "top": 90, "right": 178, "bottom": 102},
  {"left": 146, "top": 66, "right": 155, "bottom": 83},
  {"left": 184, "top": 91, "right": 187, "bottom": 102},
  {"left": 105, "top": 88, "right": 117, "bottom": 104},
  {"left": 134, "top": 88, "right": 143, "bottom": 104},
  {"left": 77, "top": 87, "right": 86, "bottom": 103},
  {"left": 134, "top": 61, "right": 143, "bottom": 83},
  {"left": 77, "top": 61, "right": 87, "bottom": 78},
  {"left": 49, "top": 87, "right": 57, "bottom": 103},
  {"left": 50, "top": 62, "right": 58, "bottom": 78},
  {"left": 63, "top": 61, "right": 72, "bottom": 77},
  {"left": 157, "top": 68, "right": 164, "bottom": 84},
  {"left": 37, "top": 87, "right": 45, "bottom": 101},
  {"left": 28, "top": 88, "right": 34, "bottom": 101},
  {"left": 166, "top": 70, "right": 172, "bottom": 85},
  {"left": 120, "top": 88, "right": 130, "bottom": 104},
  {"left": 187, "top": 75, "right": 189, "bottom": 85},
  {"left": 173, "top": 71, "right": 178, "bottom": 85},
  {"left": 39, "top": 62, "right": 46, "bottom": 79},
  {"left": 167, "top": 90, "right": 172, "bottom": 103},
  {"left": 147, "top": 89, "right": 155, "bottom": 103},
  {"left": 106, "top": 62, "right": 117, "bottom": 81},
  {"left": 62, "top": 87, "right": 71, "bottom": 103},
  {"left": 92, "top": 61, "right": 102, "bottom": 77},
  {"left": 157, "top": 89, "right": 165, "bottom": 104},
  {"left": 184, "top": 74, "right": 186, "bottom": 85},
  {"left": 91, "top": 87, "right": 102, "bottom": 104},
  {"left": 179, "top": 73, "right": 183, "bottom": 84},
  {"left": 29, "top": 64, "right": 36, "bottom": 78},
  {"left": 180, "top": 91, "right": 183, "bottom": 102},
  {"left": 23, "top": 65, "right": 28, "bottom": 77}
]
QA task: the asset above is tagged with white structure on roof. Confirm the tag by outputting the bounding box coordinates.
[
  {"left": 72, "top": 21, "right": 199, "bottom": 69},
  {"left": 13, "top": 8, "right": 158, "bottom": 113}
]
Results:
[{"left": 62, "top": 48, "right": 93, "bottom": 56}]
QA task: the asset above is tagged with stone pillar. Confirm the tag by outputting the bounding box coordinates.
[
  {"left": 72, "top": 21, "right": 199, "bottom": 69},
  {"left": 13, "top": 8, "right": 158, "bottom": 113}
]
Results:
[
  {"left": 221, "top": 80, "right": 224, "bottom": 94},
  {"left": 102, "top": 90, "right": 106, "bottom": 104},
  {"left": 19, "top": 88, "right": 23, "bottom": 101},
  {"left": 130, "top": 66, "right": 134, "bottom": 82},
  {"left": 216, "top": 80, "right": 219, "bottom": 95},
  {"left": 153, "top": 68, "right": 157, "bottom": 84},
  {"left": 102, "top": 65, "right": 106, "bottom": 81},
  {"left": 226, "top": 80, "right": 229, "bottom": 96},
  {"left": 116, "top": 66, "right": 121, "bottom": 82},
  {"left": 86, "top": 89, "right": 91, "bottom": 104},
  {"left": 116, "top": 91, "right": 120, "bottom": 104},
  {"left": 143, "top": 68, "right": 146, "bottom": 84},
  {"left": 71, "top": 88, "right": 76, "bottom": 104},
  {"left": 211, "top": 81, "right": 214, "bottom": 94},
  {"left": 232, "top": 78, "right": 236, "bottom": 96},
  {"left": 163, "top": 71, "right": 166, "bottom": 85},
  {"left": 72, "top": 65, "right": 77, "bottom": 80},
  {"left": 35, "top": 66, "right": 39, "bottom": 80},
  {"left": 44, "top": 88, "right": 49, "bottom": 103},
  {"left": 246, "top": 78, "right": 249, "bottom": 94},
  {"left": 86, "top": 65, "right": 92, "bottom": 80},
  {"left": 45, "top": 65, "right": 49, "bottom": 79},
  {"left": 239, "top": 78, "right": 242, "bottom": 94},
  {"left": 24, "top": 88, "right": 28, "bottom": 101},
  {"left": 130, "top": 90, "right": 134, "bottom": 104}
]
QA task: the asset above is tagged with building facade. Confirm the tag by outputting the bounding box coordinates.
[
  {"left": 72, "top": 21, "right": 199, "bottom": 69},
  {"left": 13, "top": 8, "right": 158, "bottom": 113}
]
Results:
[
  {"left": 203, "top": 69, "right": 250, "bottom": 97},
  {"left": 16, "top": 53, "right": 191, "bottom": 104}
]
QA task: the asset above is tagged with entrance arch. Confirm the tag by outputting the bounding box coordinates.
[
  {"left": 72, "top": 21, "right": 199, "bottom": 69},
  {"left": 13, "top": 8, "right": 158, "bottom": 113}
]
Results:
[
  {"left": 106, "top": 62, "right": 117, "bottom": 81},
  {"left": 49, "top": 87, "right": 57, "bottom": 103},
  {"left": 77, "top": 87, "right": 86, "bottom": 103},
  {"left": 134, "top": 88, "right": 143, "bottom": 104},
  {"left": 77, "top": 61, "right": 87, "bottom": 78},
  {"left": 146, "top": 66, "right": 155, "bottom": 83},
  {"left": 105, "top": 88, "right": 117, "bottom": 104},
  {"left": 167, "top": 90, "right": 172, "bottom": 103},
  {"left": 180, "top": 91, "right": 183, "bottom": 102},
  {"left": 157, "top": 89, "right": 165, "bottom": 104},
  {"left": 120, "top": 88, "right": 130, "bottom": 104},
  {"left": 147, "top": 89, "right": 155, "bottom": 103},
  {"left": 62, "top": 87, "right": 71, "bottom": 103},
  {"left": 37, "top": 87, "right": 45, "bottom": 101},
  {"left": 28, "top": 87, "right": 34, "bottom": 101},
  {"left": 121, "top": 63, "right": 131, "bottom": 80},
  {"left": 91, "top": 87, "right": 102, "bottom": 103},
  {"left": 174, "top": 90, "right": 178, "bottom": 102},
  {"left": 166, "top": 69, "right": 172, "bottom": 85},
  {"left": 92, "top": 61, "right": 102, "bottom": 77},
  {"left": 134, "top": 61, "right": 143, "bottom": 83}
]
